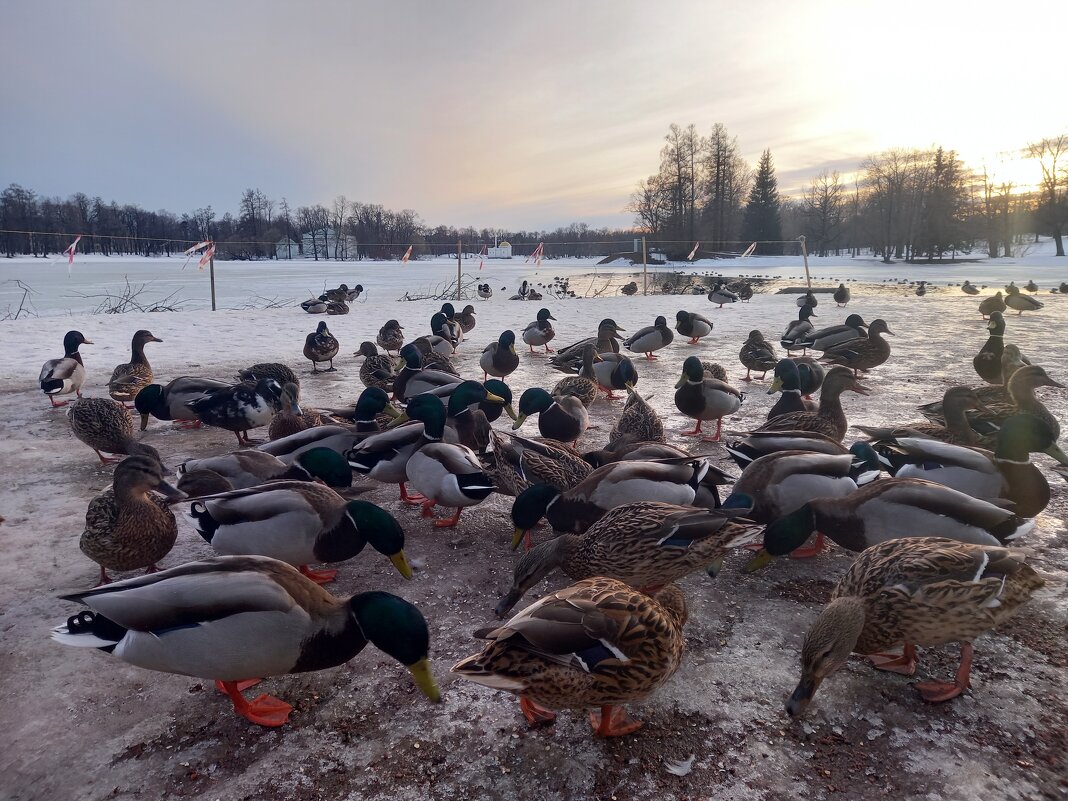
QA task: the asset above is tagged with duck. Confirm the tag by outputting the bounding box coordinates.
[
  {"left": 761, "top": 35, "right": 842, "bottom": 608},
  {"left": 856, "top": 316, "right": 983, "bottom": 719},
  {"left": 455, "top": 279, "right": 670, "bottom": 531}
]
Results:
[
  {"left": 795, "top": 314, "right": 868, "bottom": 352},
  {"left": 412, "top": 333, "right": 455, "bottom": 357},
  {"left": 133, "top": 377, "right": 231, "bottom": 430},
  {"left": 1005, "top": 281, "right": 1018, "bottom": 294},
  {"left": 755, "top": 366, "right": 869, "bottom": 441},
  {"left": 354, "top": 341, "right": 397, "bottom": 391},
  {"left": 39, "top": 330, "right": 93, "bottom": 407},
  {"left": 345, "top": 284, "right": 364, "bottom": 301},
  {"left": 481, "top": 330, "right": 520, "bottom": 381},
  {"left": 52, "top": 555, "right": 439, "bottom": 727},
  {"left": 973, "top": 311, "right": 1007, "bottom": 384},
  {"left": 550, "top": 344, "right": 600, "bottom": 408},
  {"left": 394, "top": 344, "right": 462, "bottom": 401},
  {"left": 736, "top": 281, "right": 754, "bottom": 302},
  {"left": 176, "top": 468, "right": 234, "bottom": 497},
  {"left": 513, "top": 387, "right": 589, "bottom": 445},
  {"left": 855, "top": 386, "right": 990, "bottom": 446},
  {"left": 510, "top": 457, "right": 713, "bottom": 548},
  {"left": 915, "top": 350, "right": 1030, "bottom": 426},
  {"left": 915, "top": 281, "right": 927, "bottom": 297},
  {"left": 68, "top": 398, "right": 161, "bottom": 465},
  {"left": 820, "top": 318, "right": 894, "bottom": 375},
  {"left": 674, "top": 355, "right": 743, "bottom": 441},
  {"left": 457, "top": 304, "right": 478, "bottom": 333},
  {"left": 304, "top": 321, "right": 340, "bottom": 372},
  {"left": 833, "top": 283, "right": 850, "bottom": 306},
  {"left": 517, "top": 280, "right": 530, "bottom": 300},
  {"left": 432, "top": 304, "right": 463, "bottom": 345},
  {"left": 961, "top": 280, "right": 979, "bottom": 295},
  {"left": 702, "top": 361, "right": 729, "bottom": 381},
  {"left": 267, "top": 388, "right": 400, "bottom": 462},
  {"left": 108, "top": 330, "right": 162, "bottom": 404},
  {"left": 978, "top": 291, "right": 1006, "bottom": 319},
  {"left": 623, "top": 315, "right": 674, "bottom": 360},
  {"left": 781, "top": 304, "right": 817, "bottom": 352},
  {"left": 494, "top": 501, "right": 759, "bottom": 617},
  {"left": 325, "top": 300, "right": 349, "bottom": 315},
  {"left": 485, "top": 430, "right": 592, "bottom": 497},
  {"left": 478, "top": 283, "right": 493, "bottom": 300},
  {"left": 1060, "top": 282, "right": 1068, "bottom": 295},
  {"left": 724, "top": 430, "right": 856, "bottom": 471},
  {"left": 79, "top": 455, "right": 184, "bottom": 586},
  {"left": 608, "top": 386, "right": 664, "bottom": 445},
  {"left": 708, "top": 281, "right": 738, "bottom": 307},
  {"left": 480, "top": 379, "right": 517, "bottom": 424},
  {"left": 793, "top": 356, "right": 825, "bottom": 396},
  {"left": 452, "top": 577, "right": 686, "bottom": 737},
  {"left": 268, "top": 382, "right": 322, "bottom": 440},
  {"left": 674, "top": 310, "right": 714, "bottom": 344},
  {"left": 549, "top": 319, "right": 625, "bottom": 371},
  {"left": 521, "top": 308, "right": 557, "bottom": 354},
  {"left": 1005, "top": 291, "right": 1043, "bottom": 315},
  {"left": 797, "top": 290, "right": 818, "bottom": 309},
  {"left": 620, "top": 281, "right": 638, "bottom": 296},
  {"left": 766, "top": 360, "right": 818, "bottom": 420},
  {"left": 377, "top": 319, "right": 405, "bottom": 355},
  {"left": 739, "top": 329, "right": 778, "bottom": 381},
  {"left": 590, "top": 353, "right": 639, "bottom": 401},
  {"left": 408, "top": 336, "right": 458, "bottom": 374},
  {"left": 179, "top": 446, "right": 354, "bottom": 491},
  {"left": 785, "top": 538, "right": 1043, "bottom": 715},
  {"left": 322, "top": 284, "right": 351, "bottom": 303},
  {"left": 582, "top": 440, "right": 690, "bottom": 469},
  {"left": 185, "top": 483, "right": 410, "bottom": 584},
  {"left": 301, "top": 298, "right": 327, "bottom": 314},
  {"left": 1025, "top": 280, "right": 1039, "bottom": 293},
  {"left": 444, "top": 380, "right": 507, "bottom": 454},
  {"left": 186, "top": 378, "right": 283, "bottom": 445},
  {"left": 237, "top": 363, "right": 298, "bottom": 388}
]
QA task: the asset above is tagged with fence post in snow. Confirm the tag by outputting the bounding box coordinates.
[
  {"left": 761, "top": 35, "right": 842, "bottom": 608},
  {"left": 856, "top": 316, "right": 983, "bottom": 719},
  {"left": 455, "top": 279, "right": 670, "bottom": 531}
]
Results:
[
  {"left": 642, "top": 236, "right": 648, "bottom": 296},
  {"left": 798, "top": 235, "right": 811, "bottom": 292},
  {"left": 456, "top": 240, "right": 462, "bottom": 301},
  {"left": 209, "top": 251, "right": 217, "bottom": 311}
]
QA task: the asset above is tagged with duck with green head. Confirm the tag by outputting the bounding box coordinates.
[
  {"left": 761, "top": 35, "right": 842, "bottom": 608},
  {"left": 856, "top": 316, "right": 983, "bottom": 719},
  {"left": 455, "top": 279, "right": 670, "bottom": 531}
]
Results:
[
  {"left": 765, "top": 360, "right": 816, "bottom": 420},
  {"left": 40, "top": 330, "right": 93, "bottom": 407},
  {"left": 513, "top": 387, "right": 589, "bottom": 446},
  {"left": 134, "top": 377, "right": 231, "bottom": 431},
  {"left": 179, "top": 446, "right": 353, "bottom": 491},
  {"left": 522, "top": 308, "right": 557, "bottom": 353},
  {"left": 551, "top": 344, "right": 601, "bottom": 407},
  {"left": 591, "top": 353, "right": 638, "bottom": 400},
  {"left": 674, "top": 355, "right": 743, "bottom": 441},
  {"left": 446, "top": 380, "right": 506, "bottom": 453},
  {"left": 481, "top": 330, "right": 520, "bottom": 381},
  {"left": 395, "top": 342, "right": 463, "bottom": 400}
]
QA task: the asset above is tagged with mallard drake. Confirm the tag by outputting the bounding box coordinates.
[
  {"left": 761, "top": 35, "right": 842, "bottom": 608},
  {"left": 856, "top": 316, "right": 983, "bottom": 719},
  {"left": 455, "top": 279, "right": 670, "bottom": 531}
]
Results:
[
  {"left": 724, "top": 429, "right": 855, "bottom": 470},
  {"left": 409, "top": 336, "right": 458, "bottom": 374},
  {"left": 237, "top": 363, "right": 298, "bottom": 387},
  {"left": 79, "top": 455, "right": 184, "bottom": 586},
  {"left": 1005, "top": 292, "right": 1043, "bottom": 315},
  {"left": 478, "top": 283, "right": 493, "bottom": 300},
  {"left": 440, "top": 302, "right": 465, "bottom": 343},
  {"left": 708, "top": 281, "right": 738, "bottom": 307},
  {"left": 431, "top": 309, "right": 461, "bottom": 347},
  {"left": 521, "top": 308, "right": 557, "bottom": 353},
  {"left": 978, "top": 291, "right": 1006, "bottom": 319},
  {"left": 550, "top": 344, "right": 600, "bottom": 408},
  {"left": 325, "top": 300, "right": 349, "bottom": 315},
  {"left": 786, "top": 538, "right": 1043, "bottom": 714},
  {"left": 453, "top": 577, "right": 686, "bottom": 737},
  {"left": 739, "top": 329, "right": 778, "bottom": 381},
  {"left": 345, "top": 284, "right": 364, "bottom": 301},
  {"left": 854, "top": 386, "right": 990, "bottom": 446},
  {"left": 185, "top": 483, "right": 409, "bottom": 583},
  {"left": 549, "top": 319, "right": 625, "bottom": 371},
  {"left": 495, "top": 501, "right": 758, "bottom": 617},
  {"left": 52, "top": 555, "right": 439, "bottom": 727},
  {"left": 134, "top": 377, "right": 230, "bottom": 431},
  {"left": 40, "top": 330, "right": 92, "bottom": 407},
  {"left": 354, "top": 341, "right": 397, "bottom": 391},
  {"left": 457, "top": 304, "right": 477, "bottom": 333},
  {"left": 792, "top": 356, "right": 825, "bottom": 396},
  {"left": 582, "top": 440, "right": 689, "bottom": 469},
  {"left": 513, "top": 387, "right": 589, "bottom": 445},
  {"left": 755, "top": 366, "right": 869, "bottom": 441},
  {"left": 820, "top": 318, "right": 894, "bottom": 375},
  {"left": 445, "top": 380, "right": 506, "bottom": 453},
  {"left": 766, "top": 360, "right": 818, "bottom": 420},
  {"left": 108, "top": 330, "right": 162, "bottom": 403},
  {"left": 510, "top": 457, "right": 712, "bottom": 548},
  {"left": 265, "top": 391, "right": 399, "bottom": 465},
  {"left": 870, "top": 415, "right": 1055, "bottom": 518},
  {"left": 481, "top": 379, "right": 517, "bottom": 423},
  {"left": 377, "top": 319, "right": 405, "bottom": 354},
  {"left": 591, "top": 353, "right": 639, "bottom": 400},
  {"left": 481, "top": 330, "right": 520, "bottom": 381},
  {"left": 304, "top": 321, "right": 339, "bottom": 372},
  {"left": 179, "top": 446, "right": 353, "bottom": 490},
  {"left": 833, "top": 283, "right": 850, "bottom": 306},
  {"left": 68, "top": 398, "right": 160, "bottom": 465},
  {"left": 608, "top": 386, "right": 664, "bottom": 445},
  {"left": 781, "top": 304, "right": 817, "bottom": 352},
  {"left": 973, "top": 312, "right": 1006, "bottom": 384},
  {"left": 187, "top": 378, "right": 283, "bottom": 445},
  {"left": 486, "top": 430, "right": 591, "bottom": 497},
  {"left": 623, "top": 315, "right": 674, "bottom": 360},
  {"left": 961, "top": 280, "right": 979, "bottom": 295},
  {"left": 322, "top": 284, "right": 351, "bottom": 302},
  {"left": 395, "top": 344, "right": 462, "bottom": 401},
  {"left": 795, "top": 314, "right": 867, "bottom": 352},
  {"left": 674, "top": 310, "right": 713, "bottom": 344},
  {"left": 268, "top": 382, "right": 322, "bottom": 440},
  {"left": 674, "top": 355, "right": 743, "bottom": 441},
  {"left": 301, "top": 298, "right": 328, "bottom": 314}
]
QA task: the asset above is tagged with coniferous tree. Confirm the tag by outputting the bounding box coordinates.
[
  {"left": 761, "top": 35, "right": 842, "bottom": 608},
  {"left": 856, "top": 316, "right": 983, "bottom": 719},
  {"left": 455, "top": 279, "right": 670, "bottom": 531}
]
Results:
[{"left": 741, "top": 149, "right": 782, "bottom": 254}]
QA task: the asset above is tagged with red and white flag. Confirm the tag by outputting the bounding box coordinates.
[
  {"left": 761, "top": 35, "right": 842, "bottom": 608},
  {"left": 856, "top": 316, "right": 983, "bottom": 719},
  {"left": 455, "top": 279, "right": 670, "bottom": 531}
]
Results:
[
  {"left": 401, "top": 245, "right": 413, "bottom": 264},
  {"left": 525, "top": 242, "right": 544, "bottom": 266},
  {"left": 197, "top": 242, "right": 216, "bottom": 271},
  {"left": 64, "top": 235, "right": 82, "bottom": 265},
  {"left": 477, "top": 244, "right": 486, "bottom": 270},
  {"left": 687, "top": 242, "right": 700, "bottom": 260},
  {"left": 184, "top": 240, "right": 211, "bottom": 257},
  {"left": 741, "top": 242, "right": 757, "bottom": 258}
]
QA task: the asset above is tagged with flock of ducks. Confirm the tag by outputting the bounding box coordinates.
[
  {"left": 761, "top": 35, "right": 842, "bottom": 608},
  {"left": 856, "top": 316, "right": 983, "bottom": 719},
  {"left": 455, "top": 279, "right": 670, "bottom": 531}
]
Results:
[{"left": 35, "top": 276, "right": 1064, "bottom": 738}]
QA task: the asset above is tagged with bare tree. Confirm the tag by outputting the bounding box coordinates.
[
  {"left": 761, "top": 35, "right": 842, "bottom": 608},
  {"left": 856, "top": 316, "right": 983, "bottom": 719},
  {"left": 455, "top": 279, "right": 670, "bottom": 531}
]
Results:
[
  {"left": 1025, "top": 135, "right": 1067, "bottom": 256},
  {"left": 802, "top": 171, "right": 844, "bottom": 256}
]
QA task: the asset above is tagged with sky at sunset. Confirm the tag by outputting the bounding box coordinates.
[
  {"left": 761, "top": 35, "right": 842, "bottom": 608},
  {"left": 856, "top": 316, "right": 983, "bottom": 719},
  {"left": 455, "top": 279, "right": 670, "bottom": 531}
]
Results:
[{"left": 2, "top": 0, "right": 1064, "bottom": 230}]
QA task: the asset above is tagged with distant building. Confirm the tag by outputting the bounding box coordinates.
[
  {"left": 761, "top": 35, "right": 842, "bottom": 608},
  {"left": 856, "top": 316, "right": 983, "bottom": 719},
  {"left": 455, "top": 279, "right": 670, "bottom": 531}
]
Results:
[
  {"left": 274, "top": 237, "right": 299, "bottom": 260},
  {"left": 487, "top": 240, "right": 513, "bottom": 259},
  {"left": 301, "top": 228, "right": 359, "bottom": 260}
]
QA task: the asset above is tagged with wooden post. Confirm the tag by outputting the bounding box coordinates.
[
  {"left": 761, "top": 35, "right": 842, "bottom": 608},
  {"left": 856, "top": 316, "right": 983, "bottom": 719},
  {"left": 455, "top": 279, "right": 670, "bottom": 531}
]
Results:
[
  {"left": 642, "top": 236, "right": 648, "bottom": 296},
  {"left": 209, "top": 245, "right": 217, "bottom": 311},
  {"left": 798, "top": 235, "right": 811, "bottom": 291},
  {"left": 456, "top": 240, "right": 462, "bottom": 300}
]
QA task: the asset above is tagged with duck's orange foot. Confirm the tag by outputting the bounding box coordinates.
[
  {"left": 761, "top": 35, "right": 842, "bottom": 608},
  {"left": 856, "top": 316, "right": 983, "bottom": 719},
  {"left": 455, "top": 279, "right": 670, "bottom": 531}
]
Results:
[
  {"left": 238, "top": 694, "right": 294, "bottom": 727},
  {"left": 914, "top": 679, "right": 968, "bottom": 703},
  {"left": 420, "top": 499, "right": 437, "bottom": 518},
  {"left": 744, "top": 542, "right": 765, "bottom": 552},
  {"left": 589, "top": 705, "right": 643, "bottom": 737},
  {"left": 868, "top": 644, "right": 917, "bottom": 676},
  {"left": 49, "top": 397, "right": 71, "bottom": 408},
  {"left": 299, "top": 565, "right": 337, "bottom": 584},
  {"left": 789, "top": 532, "right": 826, "bottom": 558},
  {"left": 399, "top": 484, "right": 427, "bottom": 505},
  {"left": 520, "top": 696, "right": 557, "bottom": 727},
  {"left": 432, "top": 508, "right": 463, "bottom": 527},
  {"left": 176, "top": 419, "right": 203, "bottom": 429},
  {"left": 215, "top": 678, "right": 262, "bottom": 693}
]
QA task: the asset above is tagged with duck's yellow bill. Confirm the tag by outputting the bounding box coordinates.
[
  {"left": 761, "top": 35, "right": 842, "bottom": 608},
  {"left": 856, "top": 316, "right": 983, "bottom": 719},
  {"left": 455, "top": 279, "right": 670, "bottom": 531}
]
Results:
[
  {"left": 674, "top": 374, "right": 686, "bottom": 389},
  {"left": 381, "top": 403, "right": 402, "bottom": 419},
  {"left": 742, "top": 548, "right": 773, "bottom": 573},
  {"left": 511, "top": 413, "right": 527, "bottom": 431},
  {"left": 768, "top": 376, "right": 783, "bottom": 393},
  {"left": 139, "top": 412, "right": 151, "bottom": 431},
  {"left": 484, "top": 391, "right": 505, "bottom": 404},
  {"left": 407, "top": 657, "right": 442, "bottom": 703},
  {"left": 390, "top": 551, "right": 414, "bottom": 580},
  {"left": 503, "top": 403, "right": 518, "bottom": 421},
  {"left": 511, "top": 527, "right": 527, "bottom": 551},
  {"left": 386, "top": 412, "right": 410, "bottom": 429}
]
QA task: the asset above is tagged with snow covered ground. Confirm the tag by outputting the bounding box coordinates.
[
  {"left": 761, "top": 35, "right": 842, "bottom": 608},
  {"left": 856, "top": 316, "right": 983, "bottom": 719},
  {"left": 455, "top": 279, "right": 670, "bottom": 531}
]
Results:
[{"left": 0, "top": 249, "right": 1065, "bottom": 801}]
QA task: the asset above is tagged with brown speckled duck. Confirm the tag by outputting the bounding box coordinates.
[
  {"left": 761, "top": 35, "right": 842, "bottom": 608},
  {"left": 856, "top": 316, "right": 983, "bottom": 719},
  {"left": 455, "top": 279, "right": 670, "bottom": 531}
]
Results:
[
  {"left": 755, "top": 366, "right": 869, "bottom": 442},
  {"left": 108, "top": 330, "right": 162, "bottom": 403},
  {"left": 68, "top": 397, "right": 160, "bottom": 465}
]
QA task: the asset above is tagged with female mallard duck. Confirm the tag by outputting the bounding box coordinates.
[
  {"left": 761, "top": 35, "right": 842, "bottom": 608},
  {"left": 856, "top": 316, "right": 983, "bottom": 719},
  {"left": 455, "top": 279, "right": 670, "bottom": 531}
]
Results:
[
  {"left": 833, "top": 283, "right": 850, "bottom": 306},
  {"left": 513, "top": 387, "right": 589, "bottom": 445},
  {"left": 52, "top": 555, "right": 439, "bottom": 727},
  {"left": 457, "top": 304, "right": 477, "bottom": 333},
  {"left": 521, "top": 308, "right": 557, "bottom": 353},
  {"left": 268, "top": 382, "right": 322, "bottom": 440},
  {"left": 608, "top": 386, "right": 664, "bottom": 445},
  {"left": 797, "top": 290, "right": 818, "bottom": 309},
  {"left": 237, "top": 363, "right": 299, "bottom": 387},
  {"left": 674, "top": 355, "right": 743, "bottom": 441},
  {"left": 80, "top": 455, "right": 184, "bottom": 585},
  {"left": 724, "top": 430, "right": 855, "bottom": 470},
  {"left": 486, "top": 430, "right": 591, "bottom": 497},
  {"left": 737, "top": 281, "right": 754, "bottom": 302},
  {"left": 766, "top": 360, "right": 817, "bottom": 420},
  {"left": 108, "top": 330, "right": 162, "bottom": 403},
  {"left": 754, "top": 366, "right": 869, "bottom": 441},
  {"left": 480, "top": 330, "right": 519, "bottom": 381},
  {"left": 708, "top": 281, "right": 738, "bottom": 307},
  {"left": 395, "top": 343, "right": 462, "bottom": 401},
  {"left": 551, "top": 344, "right": 600, "bottom": 408},
  {"left": 40, "top": 330, "right": 93, "bottom": 407},
  {"left": 412, "top": 333, "right": 455, "bottom": 358},
  {"left": 68, "top": 397, "right": 160, "bottom": 464},
  {"left": 623, "top": 315, "right": 674, "bottom": 360},
  {"left": 179, "top": 446, "right": 353, "bottom": 490},
  {"left": 620, "top": 281, "right": 638, "bottom": 296},
  {"left": 549, "top": 319, "right": 625, "bottom": 371},
  {"left": 978, "top": 291, "right": 1006, "bottom": 319},
  {"left": 354, "top": 341, "right": 397, "bottom": 391},
  {"left": 795, "top": 314, "right": 867, "bottom": 352},
  {"left": 591, "top": 353, "right": 639, "bottom": 400},
  {"left": 495, "top": 502, "right": 759, "bottom": 617},
  {"left": 453, "top": 577, "right": 686, "bottom": 737},
  {"left": 820, "top": 318, "right": 894, "bottom": 375},
  {"left": 916, "top": 347, "right": 1029, "bottom": 425},
  {"left": 973, "top": 312, "right": 1006, "bottom": 383},
  {"left": 786, "top": 538, "right": 1043, "bottom": 715},
  {"left": 1025, "top": 279, "right": 1039, "bottom": 293},
  {"left": 961, "top": 280, "right": 979, "bottom": 295},
  {"left": 377, "top": 319, "right": 405, "bottom": 355},
  {"left": 739, "top": 329, "right": 778, "bottom": 381},
  {"left": 510, "top": 457, "right": 712, "bottom": 548},
  {"left": 325, "top": 300, "right": 349, "bottom": 315},
  {"left": 177, "top": 468, "right": 234, "bottom": 497},
  {"left": 322, "top": 284, "right": 350, "bottom": 302},
  {"left": 185, "top": 483, "right": 411, "bottom": 583},
  {"left": 780, "top": 303, "right": 817, "bottom": 352},
  {"left": 445, "top": 380, "right": 506, "bottom": 454},
  {"left": 408, "top": 336, "right": 458, "bottom": 374},
  {"left": 582, "top": 440, "right": 689, "bottom": 469},
  {"left": 134, "top": 376, "right": 231, "bottom": 430},
  {"left": 304, "top": 321, "right": 340, "bottom": 372},
  {"left": 1005, "top": 291, "right": 1043, "bottom": 315},
  {"left": 915, "top": 281, "right": 928, "bottom": 297},
  {"left": 854, "top": 386, "right": 990, "bottom": 446},
  {"left": 674, "top": 310, "right": 713, "bottom": 344},
  {"left": 301, "top": 298, "right": 327, "bottom": 314},
  {"left": 187, "top": 378, "right": 284, "bottom": 445}
]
